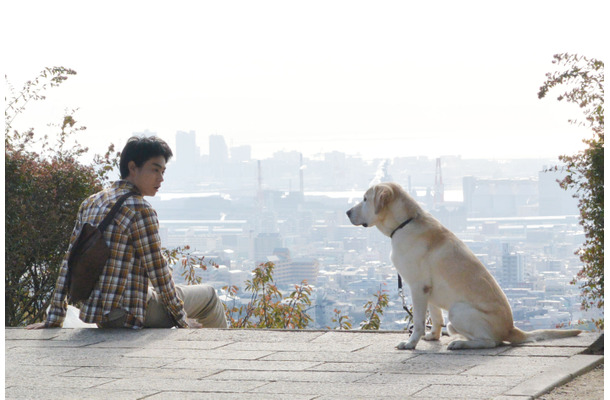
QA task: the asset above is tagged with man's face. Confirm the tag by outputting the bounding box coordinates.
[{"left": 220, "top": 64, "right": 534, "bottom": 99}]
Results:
[{"left": 127, "top": 155, "right": 166, "bottom": 197}]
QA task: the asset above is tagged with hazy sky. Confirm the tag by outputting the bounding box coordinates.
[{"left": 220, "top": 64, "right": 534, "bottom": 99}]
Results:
[{"left": 4, "top": 0, "right": 607, "bottom": 161}]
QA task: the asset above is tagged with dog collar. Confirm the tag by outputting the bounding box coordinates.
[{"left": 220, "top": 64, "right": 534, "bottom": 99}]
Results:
[{"left": 390, "top": 218, "right": 414, "bottom": 238}]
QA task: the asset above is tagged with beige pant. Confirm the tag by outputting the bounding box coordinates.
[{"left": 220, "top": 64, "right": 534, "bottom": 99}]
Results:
[{"left": 100, "top": 284, "right": 228, "bottom": 329}]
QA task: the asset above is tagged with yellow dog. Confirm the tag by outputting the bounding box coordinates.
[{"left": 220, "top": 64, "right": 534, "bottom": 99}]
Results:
[{"left": 347, "top": 182, "right": 581, "bottom": 350}]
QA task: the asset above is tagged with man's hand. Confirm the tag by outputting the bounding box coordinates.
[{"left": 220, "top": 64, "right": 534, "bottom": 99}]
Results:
[
  {"left": 186, "top": 318, "right": 202, "bottom": 329},
  {"left": 26, "top": 322, "right": 47, "bottom": 330}
]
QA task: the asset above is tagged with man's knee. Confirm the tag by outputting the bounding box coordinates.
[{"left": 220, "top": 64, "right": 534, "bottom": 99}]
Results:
[
  {"left": 176, "top": 283, "right": 214, "bottom": 301},
  {"left": 177, "top": 284, "right": 227, "bottom": 328},
  {"left": 201, "top": 285, "right": 220, "bottom": 310}
]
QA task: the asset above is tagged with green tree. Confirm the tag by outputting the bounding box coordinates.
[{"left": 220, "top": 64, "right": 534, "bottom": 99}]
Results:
[
  {"left": 538, "top": 53, "right": 604, "bottom": 328},
  {"left": 329, "top": 308, "right": 352, "bottom": 330},
  {"left": 281, "top": 281, "right": 314, "bottom": 329},
  {"left": 223, "top": 262, "right": 313, "bottom": 329},
  {"left": 360, "top": 285, "right": 389, "bottom": 330},
  {"left": 5, "top": 68, "right": 112, "bottom": 326}
]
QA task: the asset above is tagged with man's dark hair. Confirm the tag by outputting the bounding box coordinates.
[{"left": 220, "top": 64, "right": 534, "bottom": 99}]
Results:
[{"left": 119, "top": 136, "right": 173, "bottom": 179}]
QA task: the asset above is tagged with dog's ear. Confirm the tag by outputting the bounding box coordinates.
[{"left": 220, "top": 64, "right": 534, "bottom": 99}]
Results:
[{"left": 374, "top": 184, "right": 394, "bottom": 214}]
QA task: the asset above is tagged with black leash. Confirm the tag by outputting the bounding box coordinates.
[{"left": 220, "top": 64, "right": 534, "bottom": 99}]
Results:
[
  {"left": 397, "top": 274, "right": 413, "bottom": 319},
  {"left": 392, "top": 217, "right": 414, "bottom": 319}
]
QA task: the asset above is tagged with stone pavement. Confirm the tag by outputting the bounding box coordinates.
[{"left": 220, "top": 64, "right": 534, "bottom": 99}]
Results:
[{"left": 5, "top": 328, "right": 603, "bottom": 399}]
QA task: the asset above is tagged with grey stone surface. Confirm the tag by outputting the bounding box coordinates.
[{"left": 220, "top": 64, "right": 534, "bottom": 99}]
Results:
[
  {"left": 504, "top": 354, "right": 604, "bottom": 397},
  {"left": 4, "top": 328, "right": 602, "bottom": 399}
]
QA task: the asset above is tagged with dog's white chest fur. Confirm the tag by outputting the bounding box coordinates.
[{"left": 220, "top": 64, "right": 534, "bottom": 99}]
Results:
[{"left": 390, "top": 234, "right": 426, "bottom": 283}]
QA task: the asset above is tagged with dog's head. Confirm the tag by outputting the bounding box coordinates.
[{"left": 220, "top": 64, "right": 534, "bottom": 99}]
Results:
[{"left": 346, "top": 183, "right": 400, "bottom": 229}]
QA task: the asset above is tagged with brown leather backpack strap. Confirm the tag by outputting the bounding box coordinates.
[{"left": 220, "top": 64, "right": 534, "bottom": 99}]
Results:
[{"left": 97, "top": 192, "right": 137, "bottom": 233}]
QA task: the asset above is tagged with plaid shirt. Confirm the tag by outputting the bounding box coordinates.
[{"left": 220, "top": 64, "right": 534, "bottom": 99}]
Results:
[{"left": 46, "top": 180, "right": 188, "bottom": 329}]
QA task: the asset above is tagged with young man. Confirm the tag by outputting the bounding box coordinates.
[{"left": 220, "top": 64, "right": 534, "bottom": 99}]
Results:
[{"left": 27, "top": 136, "right": 227, "bottom": 329}]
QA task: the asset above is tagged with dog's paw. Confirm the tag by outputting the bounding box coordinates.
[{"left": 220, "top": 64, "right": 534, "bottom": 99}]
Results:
[
  {"left": 447, "top": 340, "right": 468, "bottom": 350},
  {"left": 423, "top": 332, "right": 441, "bottom": 341},
  {"left": 396, "top": 341, "right": 417, "bottom": 350}
]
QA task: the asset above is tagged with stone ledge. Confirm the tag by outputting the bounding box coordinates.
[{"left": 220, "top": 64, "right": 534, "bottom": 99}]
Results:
[
  {"left": 5, "top": 329, "right": 602, "bottom": 399},
  {"left": 504, "top": 354, "right": 604, "bottom": 398}
]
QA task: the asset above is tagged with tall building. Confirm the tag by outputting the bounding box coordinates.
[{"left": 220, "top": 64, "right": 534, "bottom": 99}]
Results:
[
  {"left": 434, "top": 157, "right": 444, "bottom": 206},
  {"left": 176, "top": 130, "right": 200, "bottom": 165},
  {"left": 276, "top": 258, "right": 319, "bottom": 287},
  {"left": 270, "top": 248, "right": 319, "bottom": 287},
  {"left": 171, "top": 130, "right": 202, "bottom": 188},
  {"left": 501, "top": 243, "right": 525, "bottom": 288},
  {"left": 209, "top": 135, "right": 229, "bottom": 165}
]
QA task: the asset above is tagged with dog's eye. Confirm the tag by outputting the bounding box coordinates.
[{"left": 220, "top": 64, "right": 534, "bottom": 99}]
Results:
[{"left": 363, "top": 197, "right": 367, "bottom": 202}]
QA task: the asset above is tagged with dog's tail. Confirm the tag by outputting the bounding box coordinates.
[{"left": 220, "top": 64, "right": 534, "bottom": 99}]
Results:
[{"left": 506, "top": 327, "right": 582, "bottom": 345}]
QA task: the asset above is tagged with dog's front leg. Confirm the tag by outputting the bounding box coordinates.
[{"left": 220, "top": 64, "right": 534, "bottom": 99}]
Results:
[
  {"left": 424, "top": 303, "right": 443, "bottom": 341},
  {"left": 396, "top": 287, "right": 428, "bottom": 350}
]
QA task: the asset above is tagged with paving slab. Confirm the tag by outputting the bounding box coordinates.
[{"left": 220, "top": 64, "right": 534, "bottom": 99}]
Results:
[{"left": 4, "top": 328, "right": 602, "bottom": 399}]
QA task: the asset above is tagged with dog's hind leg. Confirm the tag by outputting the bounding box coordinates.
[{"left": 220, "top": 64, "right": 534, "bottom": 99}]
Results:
[
  {"left": 424, "top": 303, "right": 443, "bottom": 341},
  {"left": 446, "top": 302, "right": 501, "bottom": 350},
  {"left": 448, "top": 337, "right": 499, "bottom": 350},
  {"left": 447, "top": 322, "right": 459, "bottom": 336}
]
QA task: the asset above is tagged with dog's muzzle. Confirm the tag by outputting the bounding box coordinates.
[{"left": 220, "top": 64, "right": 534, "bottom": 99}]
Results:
[
  {"left": 346, "top": 209, "right": 355, "bottom": 224},
  {"left": 346, "top": 209, "right": 367, "bottom": 227}
]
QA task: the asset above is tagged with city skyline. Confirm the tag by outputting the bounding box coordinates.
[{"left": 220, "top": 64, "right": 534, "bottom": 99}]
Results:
[{"left": 148, "top": 149, "right": 594, "bottom": 330}]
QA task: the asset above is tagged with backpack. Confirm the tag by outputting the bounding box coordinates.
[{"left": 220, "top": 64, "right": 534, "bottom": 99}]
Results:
[{"left": 67, "top": 192, "right": 136, "bottom": 301}]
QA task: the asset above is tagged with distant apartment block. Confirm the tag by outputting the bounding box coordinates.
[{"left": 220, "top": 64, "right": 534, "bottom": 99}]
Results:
[
  {"left": 271, "top": 248, "right": 319, "bottom": 287},
  {"left": 463, "top": 176, "right": 538, "bottom": 218},
  {"left": 501, "top": 243, "right": 525, "bottom": 288}
]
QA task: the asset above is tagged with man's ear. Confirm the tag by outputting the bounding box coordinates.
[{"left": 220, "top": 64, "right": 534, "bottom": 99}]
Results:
[
  {"left": 374, "top": 184, "right": 394, "bottom": 214},
  {"left": 127, "top": 161, "right": 138, "bottom": 177}
]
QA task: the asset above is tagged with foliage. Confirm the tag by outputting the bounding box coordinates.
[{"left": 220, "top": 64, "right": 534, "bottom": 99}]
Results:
[
  {"left": 538, "top": 53, "right": 604, "bottom": 329},
  {"left": 4, "top": 68, "right": 122, "bottom": 326},
  {"left": 221, "top": 262, "right": 313, "bottom": 329},
  {"left": 360, "top": 285, "right": 389, "bottom": 330},
  {"left": 5, "top": 67, "right": 77, "bottom": 137},
  {"left": 5, "top": 68, "right": 102, "bottom": 326},
  {"left": 93, "top": 143, "right": 122, "bottom": 186},
  {"left": 163, "top": 245, "right": 219, "bottom": 285},
  {"left": 329, "top": 308, "right": 352, "bottom": 330},
  {"left": 282, "top": 280, "right": 314, "bottom": 329},
  {"left": 5, "top": 147, "right": 102, "bottom": 326},
  {"left": 223, "top": 285, "right": 243, "bottom": 327}
]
